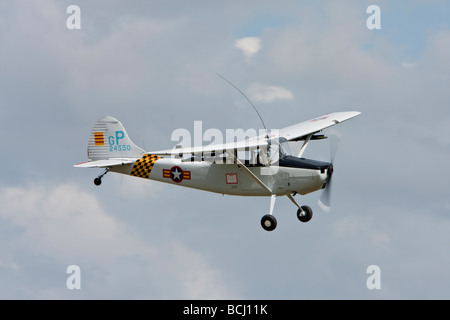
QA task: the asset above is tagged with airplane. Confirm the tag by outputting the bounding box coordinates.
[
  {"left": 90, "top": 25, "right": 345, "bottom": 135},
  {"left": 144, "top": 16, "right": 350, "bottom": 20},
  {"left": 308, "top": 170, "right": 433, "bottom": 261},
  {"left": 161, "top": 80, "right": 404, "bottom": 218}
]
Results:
[{"left": 74, "top": 111, "right": 361, "bottom": 231}]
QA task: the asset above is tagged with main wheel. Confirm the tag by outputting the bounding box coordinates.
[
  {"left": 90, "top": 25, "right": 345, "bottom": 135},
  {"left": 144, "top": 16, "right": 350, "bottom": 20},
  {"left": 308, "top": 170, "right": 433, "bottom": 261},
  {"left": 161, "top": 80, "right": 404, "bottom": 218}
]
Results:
[
  {"left": 261, "top": 214, "right": 277, "bottom": 231},
  {"left": 94, "top": 177, "right": 102, "bottom": 186},
  {"left": 297, "top": 205, "right": 313, "bottom": 223}
]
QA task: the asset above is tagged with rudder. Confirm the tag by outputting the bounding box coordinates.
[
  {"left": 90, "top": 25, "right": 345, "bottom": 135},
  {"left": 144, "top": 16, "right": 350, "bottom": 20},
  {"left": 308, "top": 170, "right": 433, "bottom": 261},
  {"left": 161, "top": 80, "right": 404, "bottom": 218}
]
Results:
[{"left": 87, "top": 116, "right": 145, "bottom": 160}]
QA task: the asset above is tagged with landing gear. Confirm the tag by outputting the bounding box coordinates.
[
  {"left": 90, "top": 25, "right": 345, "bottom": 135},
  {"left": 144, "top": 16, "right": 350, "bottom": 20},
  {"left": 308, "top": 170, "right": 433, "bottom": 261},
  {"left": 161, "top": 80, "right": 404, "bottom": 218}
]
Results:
[
  {"left": 288, "top": 194, "right": 313, "bottom": 224},
  {"left": 260, "top": 194, "right": 314, "bottom": 231},
  {"left": 261, "top": 214, "right": 277, "bottom": 231},
  {"left": 93, "top": 167, "right": 110, "bottom": 186},
  {"left": 297, "top": 205, "right": 313, "bottom": 223},
  {"left": 260, "top": 194, "right": 277, "bottom": 231}
]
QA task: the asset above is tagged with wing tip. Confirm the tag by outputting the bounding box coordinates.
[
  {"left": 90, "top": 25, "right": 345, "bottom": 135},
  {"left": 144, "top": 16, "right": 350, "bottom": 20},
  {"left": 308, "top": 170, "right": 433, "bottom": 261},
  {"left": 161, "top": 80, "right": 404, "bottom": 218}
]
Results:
[{"left": 73, "top": 161, "right": 89, "bottom": 167}]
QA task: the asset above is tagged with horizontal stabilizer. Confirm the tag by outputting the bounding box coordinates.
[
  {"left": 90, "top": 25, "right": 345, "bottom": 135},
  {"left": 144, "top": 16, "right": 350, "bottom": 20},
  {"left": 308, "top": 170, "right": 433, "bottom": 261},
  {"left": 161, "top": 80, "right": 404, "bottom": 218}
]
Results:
[{"left": 74, "top": 158, "right": 137, "bottom": 168}]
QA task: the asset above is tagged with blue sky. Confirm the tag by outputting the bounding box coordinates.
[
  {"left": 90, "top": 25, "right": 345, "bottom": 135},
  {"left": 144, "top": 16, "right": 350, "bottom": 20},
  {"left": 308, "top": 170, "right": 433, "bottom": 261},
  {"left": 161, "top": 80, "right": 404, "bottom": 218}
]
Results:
[
  {"left": 233, "top": 1, "right": 450, "bottom": 60},
  {"left": 377, "top": 1, "right": 450, "bottom": 59},
  {"left": 1, "top": 0, "right": 450, "bottom": 299}
]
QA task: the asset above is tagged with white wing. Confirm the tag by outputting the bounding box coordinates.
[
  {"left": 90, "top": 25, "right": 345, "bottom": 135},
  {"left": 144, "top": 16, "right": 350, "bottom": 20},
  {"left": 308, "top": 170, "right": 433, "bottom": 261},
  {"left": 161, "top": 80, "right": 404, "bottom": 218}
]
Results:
[
  {"left": 148, "top": 111, "right": 361, "bottom": 156},
  {"left": 279, "top": 111, "right": 361, "bottom": 141},
  {"left": 149, "top": 136, "right": 269, "bottom": 156}
]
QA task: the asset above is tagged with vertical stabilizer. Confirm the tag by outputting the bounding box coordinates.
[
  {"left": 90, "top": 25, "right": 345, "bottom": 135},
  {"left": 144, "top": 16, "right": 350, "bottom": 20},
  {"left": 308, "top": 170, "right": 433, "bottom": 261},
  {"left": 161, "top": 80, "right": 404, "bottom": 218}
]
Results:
[{"left": 87, "top": 116, "right": 145, "bottom": 160}]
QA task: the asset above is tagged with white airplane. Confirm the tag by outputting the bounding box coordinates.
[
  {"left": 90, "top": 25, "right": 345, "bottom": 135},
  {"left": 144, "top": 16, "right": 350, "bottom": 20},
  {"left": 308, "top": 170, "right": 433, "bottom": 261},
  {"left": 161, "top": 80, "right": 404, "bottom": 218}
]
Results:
[{"left": 74, "top": 111, "right": 361, "bottom": 231}]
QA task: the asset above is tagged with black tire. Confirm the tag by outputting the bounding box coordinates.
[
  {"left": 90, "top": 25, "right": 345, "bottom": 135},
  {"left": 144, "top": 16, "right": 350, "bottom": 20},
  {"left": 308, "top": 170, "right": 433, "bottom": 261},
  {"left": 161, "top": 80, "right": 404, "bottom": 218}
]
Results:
[
  {"left": 261, "top": 214, "right": 277, "bottom": 231},
  {"left": 297, "top": 205, "right": 313, "bottom": 223},
  {"left": 94, "top": 177, "right": 102, "bottom": 186}
]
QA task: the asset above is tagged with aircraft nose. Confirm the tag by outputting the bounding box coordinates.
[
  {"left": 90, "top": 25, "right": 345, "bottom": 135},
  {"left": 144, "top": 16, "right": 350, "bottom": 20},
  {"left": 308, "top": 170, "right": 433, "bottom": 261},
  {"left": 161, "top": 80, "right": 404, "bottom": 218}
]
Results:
[
  {"left": 324, "top": 164, "right": 334, "bottom": 185},
  {"left": 327, "top": 164, "right": 334, "bottom": 176},
  {"left": 320, "top": 163, "right": 333, "bottom": 189}
]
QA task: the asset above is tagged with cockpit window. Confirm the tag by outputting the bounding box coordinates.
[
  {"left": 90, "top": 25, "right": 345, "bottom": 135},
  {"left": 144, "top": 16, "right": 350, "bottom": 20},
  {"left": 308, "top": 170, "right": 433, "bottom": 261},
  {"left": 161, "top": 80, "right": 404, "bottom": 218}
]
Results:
[{"left": 268, "top": 137, "right": 291, "bottom": 162}]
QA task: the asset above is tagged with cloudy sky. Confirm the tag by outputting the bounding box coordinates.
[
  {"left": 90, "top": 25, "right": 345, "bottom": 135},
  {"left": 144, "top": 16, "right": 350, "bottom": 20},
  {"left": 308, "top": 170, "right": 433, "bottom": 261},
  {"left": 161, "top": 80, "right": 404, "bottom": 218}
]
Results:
[{"left": 1, "top": 0, "right": 450, "bottom": 299}]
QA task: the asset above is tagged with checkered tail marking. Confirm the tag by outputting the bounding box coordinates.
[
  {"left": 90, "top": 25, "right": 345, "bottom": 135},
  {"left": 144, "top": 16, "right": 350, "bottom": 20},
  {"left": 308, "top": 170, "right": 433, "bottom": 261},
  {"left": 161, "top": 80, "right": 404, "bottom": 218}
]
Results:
[{"left": 130, "top": 154, "right": 161, "bottom": 178}]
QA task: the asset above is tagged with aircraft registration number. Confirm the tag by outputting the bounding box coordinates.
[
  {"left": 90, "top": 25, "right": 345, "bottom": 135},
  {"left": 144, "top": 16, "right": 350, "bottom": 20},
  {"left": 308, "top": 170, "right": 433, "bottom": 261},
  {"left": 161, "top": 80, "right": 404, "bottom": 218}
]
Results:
[{"left": 109, "top": 145, "right": 131, "bottom": 152}]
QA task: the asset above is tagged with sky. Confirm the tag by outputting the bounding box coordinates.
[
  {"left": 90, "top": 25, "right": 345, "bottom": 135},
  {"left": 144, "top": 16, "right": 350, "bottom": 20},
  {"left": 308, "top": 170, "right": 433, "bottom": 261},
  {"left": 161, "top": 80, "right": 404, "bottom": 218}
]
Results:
[{"left": 0, "top": 0, "right": 450, "bottom": 299}]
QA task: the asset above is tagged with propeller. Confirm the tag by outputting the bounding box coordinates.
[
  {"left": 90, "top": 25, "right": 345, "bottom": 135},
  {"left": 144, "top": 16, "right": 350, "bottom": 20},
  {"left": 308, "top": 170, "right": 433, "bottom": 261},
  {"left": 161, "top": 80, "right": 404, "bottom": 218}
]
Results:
[{"left": 318, "top": 133, "right": 340, "bottom": 212}]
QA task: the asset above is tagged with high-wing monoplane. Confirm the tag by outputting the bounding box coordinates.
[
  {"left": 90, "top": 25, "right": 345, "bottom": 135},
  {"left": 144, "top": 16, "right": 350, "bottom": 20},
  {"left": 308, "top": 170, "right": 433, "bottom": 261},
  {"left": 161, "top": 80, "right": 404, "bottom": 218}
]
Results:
[{"left": 75, "top": 111, "right": 360, "bottom": 231}]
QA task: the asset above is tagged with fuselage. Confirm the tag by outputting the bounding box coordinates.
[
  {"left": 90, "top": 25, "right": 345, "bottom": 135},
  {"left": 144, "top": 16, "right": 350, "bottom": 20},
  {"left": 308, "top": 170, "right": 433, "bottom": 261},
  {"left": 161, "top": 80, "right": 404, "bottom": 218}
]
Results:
[{"left": 110, "top": 155, "right": 331, "bottom": 197}]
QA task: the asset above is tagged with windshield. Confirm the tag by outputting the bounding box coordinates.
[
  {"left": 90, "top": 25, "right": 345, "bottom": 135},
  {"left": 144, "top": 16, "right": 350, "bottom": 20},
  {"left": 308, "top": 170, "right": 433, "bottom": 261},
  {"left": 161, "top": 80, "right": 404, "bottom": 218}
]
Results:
[{"left": 269, "top": 137, "right": 291, "bottom": 162}]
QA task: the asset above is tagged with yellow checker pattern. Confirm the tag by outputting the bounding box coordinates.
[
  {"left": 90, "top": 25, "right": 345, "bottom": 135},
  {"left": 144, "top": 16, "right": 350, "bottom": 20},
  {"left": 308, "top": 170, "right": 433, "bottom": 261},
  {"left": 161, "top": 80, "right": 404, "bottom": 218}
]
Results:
[{"left": 130, "top": 154, "right": 161, "bottom": 179}]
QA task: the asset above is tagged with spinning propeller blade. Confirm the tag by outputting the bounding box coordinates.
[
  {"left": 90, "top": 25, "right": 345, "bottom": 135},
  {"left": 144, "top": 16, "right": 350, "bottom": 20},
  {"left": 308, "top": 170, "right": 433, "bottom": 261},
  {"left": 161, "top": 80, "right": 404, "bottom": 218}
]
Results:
[
  {"left": 329, "top": 133, "right": 340, "bottom": 164},
  {"left": 318, "top": 133, "right": 340, "bottom": 212}
]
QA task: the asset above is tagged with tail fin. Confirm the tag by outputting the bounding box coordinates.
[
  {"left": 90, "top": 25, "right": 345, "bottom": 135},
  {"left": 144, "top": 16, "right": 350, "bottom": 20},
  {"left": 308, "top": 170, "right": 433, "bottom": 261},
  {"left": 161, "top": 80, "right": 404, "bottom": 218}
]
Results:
[{"left": 87, "top": 116, "right": 145, "bottom": 160}]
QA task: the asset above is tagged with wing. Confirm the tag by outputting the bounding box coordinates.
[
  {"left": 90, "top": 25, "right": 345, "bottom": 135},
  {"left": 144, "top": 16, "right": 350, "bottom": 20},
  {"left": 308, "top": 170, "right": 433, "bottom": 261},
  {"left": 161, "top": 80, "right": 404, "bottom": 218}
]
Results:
[
  {"left": 147, "top": 111, "right": 361, "bottom": 156},
  {"left": 74, "top": 158, "right": 137, "bottom": 168},
  {"left": 279, "top": 111, "right": 361, "bottom": 141},
  {"left": 149, "top": 136, "right": 268, "bottom": 156}
]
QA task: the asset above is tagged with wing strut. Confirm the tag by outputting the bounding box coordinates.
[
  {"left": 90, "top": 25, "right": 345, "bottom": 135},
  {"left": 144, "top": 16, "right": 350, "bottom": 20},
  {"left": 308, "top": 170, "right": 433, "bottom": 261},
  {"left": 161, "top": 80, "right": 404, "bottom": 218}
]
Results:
[
  {"left": 297, "top": 133, "right": 313, "bottom": 158},
  {"left": 234, "top": 157, "right": 272, "bottom": 195}
]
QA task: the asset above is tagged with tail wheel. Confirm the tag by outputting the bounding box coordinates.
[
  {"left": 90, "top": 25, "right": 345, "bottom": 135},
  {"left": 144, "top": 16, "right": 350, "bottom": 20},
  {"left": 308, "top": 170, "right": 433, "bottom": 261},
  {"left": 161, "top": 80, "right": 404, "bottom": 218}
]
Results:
[
  {"left": 261, "top": 214, "right": 277, "bottom": 231},
  {"left": 297, "top": 205, "right": 313, "bottom": 223},
  {"left": 94, "top": 177, "right": 102, "bottom": 186},
  {"left": 93, "top": 167, "right": 110, "bottom": 186}
]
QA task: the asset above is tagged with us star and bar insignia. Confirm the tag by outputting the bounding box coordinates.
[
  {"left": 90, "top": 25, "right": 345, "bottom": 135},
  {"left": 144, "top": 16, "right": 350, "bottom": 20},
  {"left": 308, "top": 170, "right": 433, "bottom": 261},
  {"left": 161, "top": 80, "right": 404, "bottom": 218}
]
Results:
[
  {"left": 130, "top": 154, "right": 161, "bottom": 179},
  {"left": 163, "top": 166, "right": 191, "bottom": 183}
]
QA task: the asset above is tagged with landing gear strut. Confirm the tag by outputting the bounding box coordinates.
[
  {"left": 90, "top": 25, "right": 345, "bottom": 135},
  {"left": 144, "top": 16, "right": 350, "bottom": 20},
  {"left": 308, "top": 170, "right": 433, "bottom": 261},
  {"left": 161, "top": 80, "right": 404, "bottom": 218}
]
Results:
[
  {"left": 93, "top": 167, "right": 110, "bottom": 186},
  {"left": 261, "top": 194, "right": 277, "bottom": 231}
]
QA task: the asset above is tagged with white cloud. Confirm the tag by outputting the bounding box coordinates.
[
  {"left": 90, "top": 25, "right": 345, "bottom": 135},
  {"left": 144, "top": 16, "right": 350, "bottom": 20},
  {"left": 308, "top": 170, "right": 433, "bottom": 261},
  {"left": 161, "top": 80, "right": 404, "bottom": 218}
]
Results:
[
  {"left": 0, "top": 182, "right": 238, "bottom": 299},
  {"left": 0, "top": 183, "right": 144, "bottom": 263},
  {"left": 234, "top": 37, "right": 261, "bottom": 58},
  {"left": 401, "top": 62, "right": 415, "bottom": 68},
  {"left": 247, "top": 83, "right": 293, "bottom": 103},
  {"left": 171, "top": 242, "right": 237, "bottom": 299}
]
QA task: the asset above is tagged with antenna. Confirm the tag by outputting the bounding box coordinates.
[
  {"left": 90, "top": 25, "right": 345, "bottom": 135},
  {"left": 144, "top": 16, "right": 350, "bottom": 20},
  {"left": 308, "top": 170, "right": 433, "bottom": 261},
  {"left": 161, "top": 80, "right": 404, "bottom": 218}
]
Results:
[{"left": 216, "top": 73, "right": 268, "bottom": 138}]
